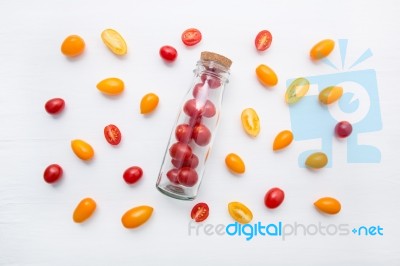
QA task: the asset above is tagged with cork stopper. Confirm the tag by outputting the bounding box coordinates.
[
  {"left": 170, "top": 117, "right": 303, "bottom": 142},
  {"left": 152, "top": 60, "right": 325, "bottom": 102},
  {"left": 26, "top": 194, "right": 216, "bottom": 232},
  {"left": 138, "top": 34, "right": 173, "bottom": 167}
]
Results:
[{"left": 201, "top": 51, "right": 232, "bottom": 69}]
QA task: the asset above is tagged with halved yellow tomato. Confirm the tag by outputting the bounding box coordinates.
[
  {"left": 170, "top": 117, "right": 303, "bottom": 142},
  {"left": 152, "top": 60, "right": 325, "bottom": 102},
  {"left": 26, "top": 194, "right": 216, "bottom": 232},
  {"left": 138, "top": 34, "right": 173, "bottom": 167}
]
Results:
[
  {"left": 241, "top": 108, "right": 260, "bottom": 137},
  {"left": 228, "top": 202, "right": 253, "bottom": 224},
  {"left": 101, "top": 29, "right": 127, "bottom": 55}
]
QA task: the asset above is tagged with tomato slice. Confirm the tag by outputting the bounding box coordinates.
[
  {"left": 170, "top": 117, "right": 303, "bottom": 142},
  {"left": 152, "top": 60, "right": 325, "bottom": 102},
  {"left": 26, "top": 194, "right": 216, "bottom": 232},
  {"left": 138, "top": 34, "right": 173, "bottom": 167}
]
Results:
[
  {"left": 181, "top": 28, "right": 202, "bottom": 46},
  {"left": 191, "top": 202, "right": 209, "bottom": 222},
  {"left": 104, "top": 124, "right": 121, "bottom": 145},
  {"left": 255, "top": 30, "right": 272, "bottom": 51},
  {"left": 228, "top": 202, "right": 253, "bottom": 224}
]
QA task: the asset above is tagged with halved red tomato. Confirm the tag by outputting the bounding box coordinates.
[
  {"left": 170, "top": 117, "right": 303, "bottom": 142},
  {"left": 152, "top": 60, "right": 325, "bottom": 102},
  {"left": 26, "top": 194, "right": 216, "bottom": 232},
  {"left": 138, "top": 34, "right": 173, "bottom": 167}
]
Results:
[
  {"left": 181, "top": 28, "right": 202, "bottom": 46},
  {"left": 104, "top": 124, "right": 121, "bottom": 145},
  {"left": 255, "top": 30, "right": 272, "bottom": 51},
  {"left": 191, "top": 202, "right": 209, "bottom": 222}
]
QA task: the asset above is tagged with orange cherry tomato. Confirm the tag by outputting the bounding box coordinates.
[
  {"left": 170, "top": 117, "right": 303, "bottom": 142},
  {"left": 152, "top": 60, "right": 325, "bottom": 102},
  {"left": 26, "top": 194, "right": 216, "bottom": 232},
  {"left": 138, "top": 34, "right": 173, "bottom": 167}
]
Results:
[
  {"left": 255, "top": 30, "right": 272, "bottom": 51},
  {"left": 61, "top": 35, "right": 85, "bottom": 57},
  {"left": 273, "top": 130, "right": 294, "bottom": 151},
  {"left": 228, "top": 202, "right": 253, "bottom": 224},
  {"left": 314, "top": 197, "right": 341, "bottom": 215},
  {"left": 121, "top": 205, "right": 154, "bottom": 229},
  {"left": 310, "top": 39, "right": 335, "bottom": 60},
  {"left": 71, "top": 139, "right": 94, "bottom": 161},
  {"left": 73, "top": 198, "right": 97, "bottom": 223},
  {"left": 225, "top": 153, "right": 245, "bottom": 174},
  {"left": 256, "top": 64, "right": 278, "bottom": 87},
  {"left": 96, "top": 77, "right": 124, "bottom": 95},
  {"left": 140, "top": 93, "right": 159, "bottom": 114}
]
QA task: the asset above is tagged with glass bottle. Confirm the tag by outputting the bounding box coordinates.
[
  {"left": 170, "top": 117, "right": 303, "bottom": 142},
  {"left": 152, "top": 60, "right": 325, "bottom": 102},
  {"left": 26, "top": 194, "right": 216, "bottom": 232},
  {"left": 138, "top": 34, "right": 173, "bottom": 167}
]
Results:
[{"left": 156, "top": 51, "right": 232, "bottom": 200}]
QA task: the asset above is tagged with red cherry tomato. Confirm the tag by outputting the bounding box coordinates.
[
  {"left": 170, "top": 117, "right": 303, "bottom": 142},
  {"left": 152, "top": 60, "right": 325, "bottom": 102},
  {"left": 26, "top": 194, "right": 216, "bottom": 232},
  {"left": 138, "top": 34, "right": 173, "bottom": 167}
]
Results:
[
  {"left": 45, "top": 98, "right": 65, "bottom": 115},
  {"left": 335, "top": 121, "right": 353, "bottom": 138},
  {"left": 43, "top": 164, "right": 63, "bottom": 183},
  {"left": 189, "top": 116, "right": 203, "bottom": 127},
  {"left": 201, "top": 74, "right": 221, "bottom": 89},
  {"left": 169, "top": 142, "right": 192, "bottom": 160},
  {"left": 203, "top": 100, "right": 216, "bottom": 118},
  {"left": 166, "top": 169, "right": 180, "bottom": 184},
  {"left": 171, "top": 154, "right": 199, "bottom": 169},
  {"left": 183, "top": 99, "right": 216, "bottom": 118},
  {"left": 192, "top": 124, "right": 211, "bottom": 146},
  {"left": 192, "top": 82, "right": 207, "bottom": 99},
  {"left": 255, "top": 30, "right": 272, "bottom": 51},
  {"left": 104, "top": 124, "right": 121, "bottom": 145},
  {"left": 123, "top": 166, "right": 143, "bottom": 184},
  {"left": 159, "top": 45, "right": 177, "bottom": 61},
  {"left": 264, "top": 187, "right": 285, "bottom": 209},
  {"left": 181, "top": 28, "right": 202, "bottom": 46},
  {"left": 177, "top": 167, "right": 198, "bottom": 187},
  {"left": 175, "top": 124, "right": 193, "bottom": 143},
  {"left": 191, "top": 202, "right": 209, "bottom": 222},
  {"left": 183, "top": 99, "right": 202, "bottom": 118}
]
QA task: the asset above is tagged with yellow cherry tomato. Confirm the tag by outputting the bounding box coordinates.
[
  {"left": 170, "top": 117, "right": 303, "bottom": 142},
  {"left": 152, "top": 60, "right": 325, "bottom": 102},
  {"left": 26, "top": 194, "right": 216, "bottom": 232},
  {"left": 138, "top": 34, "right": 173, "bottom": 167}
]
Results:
[
  {"left": 71, "top": 139, "right": 94, "bottom": 161},
  {"left": 225, "top": 153, "right": 245, "bottom": 174},
  {"left": 256, "top": 64, "right": 278, "bottom": 87},
  {"left": 319, "top": 86, "right": 343, "bottom": 104},
  {"left": 305, "top": 152, "right": 328, "bottom": 169},
  {"left": 314, "top": 197, "right": 341, "bottom": 215},
  {"left": 228, "top": 202, "right": 253, "bottom": 224},
  {"left": 73, "top": 198, "right": 96, "bottom": 223},
  {"left": 96, "top": 77, "right": 124, "bottom": 95},
  {"left": 273, "top": 130, "right": 294, "bottom": 151},
  {"left": 241, "top": 108, "right": 260, "bottom": 137},
  {"left": 121, "top": 205, "right": 154, "bottom": 229},
  {"left": 140, "top": 93, "right": 159, "bottom": 114},
  {"left": 61, "top": 35, "right": 85, "bottom": 57},
  {"left": 101, "top": 29, "right": 127, "bottom": 56},
  {"left": 310, "top": 39, "right": 335, "bottom": 60}
]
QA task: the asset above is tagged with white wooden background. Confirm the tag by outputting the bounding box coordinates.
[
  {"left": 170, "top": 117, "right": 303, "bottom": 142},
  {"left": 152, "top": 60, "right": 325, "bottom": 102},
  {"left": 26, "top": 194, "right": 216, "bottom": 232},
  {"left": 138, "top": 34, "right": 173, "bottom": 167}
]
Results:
[{"left": 1, "top": 0, "right": 399, "bottom": 265}]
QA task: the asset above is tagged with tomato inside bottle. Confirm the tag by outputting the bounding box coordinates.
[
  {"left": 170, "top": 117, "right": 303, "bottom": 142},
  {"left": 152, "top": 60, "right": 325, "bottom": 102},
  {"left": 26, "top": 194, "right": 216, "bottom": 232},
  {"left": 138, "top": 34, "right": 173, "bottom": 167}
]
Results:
[{"left": 156, "top": 52, "right": 232, "bottom": 200}]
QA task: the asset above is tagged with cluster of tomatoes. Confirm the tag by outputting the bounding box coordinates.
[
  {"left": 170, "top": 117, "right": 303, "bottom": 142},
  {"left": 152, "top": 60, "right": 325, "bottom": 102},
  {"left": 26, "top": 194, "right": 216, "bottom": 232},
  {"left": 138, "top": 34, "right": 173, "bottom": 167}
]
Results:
[
  {"left": 43, "top": 26, "right": 352, "bottom": 227},
  {"left": 43, "top": 27, "right": 209, "bottom": 227}
]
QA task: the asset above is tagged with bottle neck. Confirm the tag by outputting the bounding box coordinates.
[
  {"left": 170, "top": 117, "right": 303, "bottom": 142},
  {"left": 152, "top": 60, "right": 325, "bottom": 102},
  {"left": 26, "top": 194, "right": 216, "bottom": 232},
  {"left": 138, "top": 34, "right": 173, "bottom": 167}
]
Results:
[{"left": 194, "top": 60, "right": 230, "bottom": 84}]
